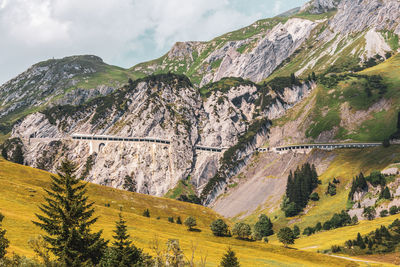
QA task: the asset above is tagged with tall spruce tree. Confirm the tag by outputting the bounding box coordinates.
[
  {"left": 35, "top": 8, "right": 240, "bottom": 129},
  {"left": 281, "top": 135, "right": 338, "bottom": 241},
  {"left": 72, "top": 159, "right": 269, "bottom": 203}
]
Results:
[
  {"left": 220, "top": 247, "right": 240, "bottom": 267},
  {"left": 0, "top": 213, "right": 9, "bottom": 260},
  {"left": 33, "top": 160, "right": 107, "bottom": 266},
  {"left": 109, "top": 211, "right": 142, "bottom": 266}
]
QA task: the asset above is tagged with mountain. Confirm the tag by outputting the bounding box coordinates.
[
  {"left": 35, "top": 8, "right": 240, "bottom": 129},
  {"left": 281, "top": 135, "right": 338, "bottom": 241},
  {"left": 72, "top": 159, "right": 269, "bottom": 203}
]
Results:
[
  {"left": 1, "top": 0, "right": 400, "bottom": 214},
  {"left": 0, "top": 55, "right": 145, "bottom": 134},
  {"left": 5, "top": 73, "right": 312, "bottom": 198}
]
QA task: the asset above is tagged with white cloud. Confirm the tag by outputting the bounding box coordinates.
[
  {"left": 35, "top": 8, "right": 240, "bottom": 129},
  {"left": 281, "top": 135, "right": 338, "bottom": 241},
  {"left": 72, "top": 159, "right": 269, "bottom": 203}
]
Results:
[{"left": 0, "top": 0, "right": 307, "bottom": 84}]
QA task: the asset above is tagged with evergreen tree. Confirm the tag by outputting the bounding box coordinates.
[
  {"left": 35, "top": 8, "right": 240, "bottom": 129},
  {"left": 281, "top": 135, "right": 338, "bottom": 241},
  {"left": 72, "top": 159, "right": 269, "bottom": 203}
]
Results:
[
  {"left": 356, "top": 233, "right": 366, "bottom": 249},
  {"left": 253, "top": 215, "right": 273, "bottom": 240},
  {"left": 312, "top": 72, "right": 316, "bottom": 81},
  {"left": 0, "top": 213, "right": 9, "bottom": 260},
  {"left": 284, "top": 163, "right": 319, "bottom": 216},
  {"left": 380, "top": 187, "right": 391, "bottom": 200},
  {"left": 33, "top": 160, "right": 107, "bottom": 266},
  {"left": 176, "top": 216, "right": 182, "bottom": 224},
  {"left": 220, "top": 247, "right": 240, "bottom": 267},
  {"left": 326, "top": 182, "right": 336, "bottom": 196},
  {"left": 143, "top": 209, "right": 150, "bottom": 217},
  {"left": 277, "top": 227, "right": 295, "bottom": 247},
  {"left": 110, "top": 211, "right": 142, "bottom": 266}
]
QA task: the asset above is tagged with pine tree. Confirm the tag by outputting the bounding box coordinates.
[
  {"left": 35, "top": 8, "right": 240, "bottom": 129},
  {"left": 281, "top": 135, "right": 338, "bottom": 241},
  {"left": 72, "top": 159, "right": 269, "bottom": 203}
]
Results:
[
  {"left": 220, "top": 247, "right": 240, "bottom": 267},
  {"left": 33, "top": 160, "right": 107, "bottom": 266},
  {"left": 143, "top": 209, "right": 150, "bottom": 217},
  {"left": 356, "top": 233, "right": 365, "bottom": 249},
  {"left": 380, "top": 187, "right": 391, "bottom": 200},
  {"left": 312, "top": 72, "right": 316, "bottom": 81},
  {"left": 110, "top": 211, "right": 142, "bottom": 266},
  {"left": 176, "top": 216, "right": 182, "bottom": 224},
  {"left": 0, "top": 213, "right": 9, "bottom": 260}
]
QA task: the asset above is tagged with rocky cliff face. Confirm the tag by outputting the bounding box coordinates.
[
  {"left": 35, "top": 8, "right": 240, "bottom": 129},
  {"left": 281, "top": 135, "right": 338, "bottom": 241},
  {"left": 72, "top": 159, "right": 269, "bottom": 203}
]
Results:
[
  {"left": 300, "top": 0, "right": 341, "bottom": 14},
  {"left": 201, "top": 18, "right": 318, "bottom": 85},
  {"left": 9, "top": 74, "right": 314, "bottom": 200}
]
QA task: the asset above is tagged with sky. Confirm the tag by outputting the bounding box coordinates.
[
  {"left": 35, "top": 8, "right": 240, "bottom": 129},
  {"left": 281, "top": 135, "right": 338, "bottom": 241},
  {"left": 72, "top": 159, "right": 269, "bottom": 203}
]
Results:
[{"left": 0, "top": 0, "right": 308, "bottom": 84}]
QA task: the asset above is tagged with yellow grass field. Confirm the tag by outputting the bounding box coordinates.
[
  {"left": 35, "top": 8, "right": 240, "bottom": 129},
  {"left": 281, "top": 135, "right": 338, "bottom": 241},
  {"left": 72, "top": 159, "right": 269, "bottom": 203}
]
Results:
[{"left": 0, "top": 158, "right": 377, "bottom": 266}]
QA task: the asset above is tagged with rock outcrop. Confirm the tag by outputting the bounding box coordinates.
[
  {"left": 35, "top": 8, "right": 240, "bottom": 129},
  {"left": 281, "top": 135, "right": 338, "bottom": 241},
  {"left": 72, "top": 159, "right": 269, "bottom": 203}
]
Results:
[{"left": 9, "top": 74, "right": 314, "bottom": 202}]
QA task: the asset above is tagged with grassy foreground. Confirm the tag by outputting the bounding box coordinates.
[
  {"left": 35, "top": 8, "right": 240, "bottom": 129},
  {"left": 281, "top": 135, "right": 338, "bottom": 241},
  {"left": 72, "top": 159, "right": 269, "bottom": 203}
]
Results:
[{"left": 0, "top": 158, "right": 369, "bottom": 266}]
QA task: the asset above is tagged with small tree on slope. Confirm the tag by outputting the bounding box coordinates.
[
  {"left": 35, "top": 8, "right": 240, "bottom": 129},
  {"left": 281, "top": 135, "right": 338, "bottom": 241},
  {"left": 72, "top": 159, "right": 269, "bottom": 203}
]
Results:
[
  {"left": 33, "top": 160, "right": 107, "bottom": 266},
  {"left": 220, "top": 247, "right": 240, "bottom": 267},
  {"left": 277, "top": 227, "right": 295, "bottom": 248},
  {"left": 109, "top": 211, "right": 142, "bottom": 266},
  {"left": 0, "top": 213, "right": 9, "bottom": 260},
  {"left": 253, "top": 214, "right": 273, "bottom": 240}
]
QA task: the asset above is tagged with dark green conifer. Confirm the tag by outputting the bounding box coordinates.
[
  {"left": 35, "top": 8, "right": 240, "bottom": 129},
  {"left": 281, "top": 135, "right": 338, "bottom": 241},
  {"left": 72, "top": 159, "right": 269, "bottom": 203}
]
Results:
[
  {"left": 33, "top": 160, "right": 107, "bottom": 266},
  {"left": 111, "top": 211, "right": 142, "bottom": 266},
  {"left": 220, "top": 247, "right": 240, "bottom": 267}
]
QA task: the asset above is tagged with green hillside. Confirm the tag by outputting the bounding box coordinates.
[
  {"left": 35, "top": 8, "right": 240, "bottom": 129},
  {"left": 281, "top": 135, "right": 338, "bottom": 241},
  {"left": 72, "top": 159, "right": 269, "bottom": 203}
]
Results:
[{"left": 274, "top": 53, "right": 400, "bottom": 142}]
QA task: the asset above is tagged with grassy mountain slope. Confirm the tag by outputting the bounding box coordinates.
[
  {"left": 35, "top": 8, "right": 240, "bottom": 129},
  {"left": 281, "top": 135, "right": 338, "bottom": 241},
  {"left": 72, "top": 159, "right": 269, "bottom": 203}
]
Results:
[
  {"left": 0, "top": 158, "right": 365, "bottom": 266},
  {"left": 240, "top": 145, "right": 400, "bottom": 227},
  {"left": 272, "top": 53, "right": 400, "bottom": 144}
]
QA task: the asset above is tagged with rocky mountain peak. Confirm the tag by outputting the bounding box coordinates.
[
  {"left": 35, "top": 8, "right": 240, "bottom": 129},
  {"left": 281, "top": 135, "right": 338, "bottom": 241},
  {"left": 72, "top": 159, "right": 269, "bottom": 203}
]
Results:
[{"left": 300, "top": 0, "right": 341, "bottom": 14}]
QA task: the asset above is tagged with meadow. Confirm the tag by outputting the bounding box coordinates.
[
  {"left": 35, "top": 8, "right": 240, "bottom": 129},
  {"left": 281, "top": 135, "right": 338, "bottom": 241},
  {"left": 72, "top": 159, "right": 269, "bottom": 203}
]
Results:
[{"left": 0, "top": 157, "right": 379, "bottom": 266}]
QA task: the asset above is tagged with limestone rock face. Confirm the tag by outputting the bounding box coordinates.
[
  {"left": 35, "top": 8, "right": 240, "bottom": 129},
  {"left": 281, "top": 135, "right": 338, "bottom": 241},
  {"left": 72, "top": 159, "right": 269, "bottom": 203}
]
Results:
[
  {"left": 300, "top": 0, "right": 341, "bottom": 14},
  {"left": 199, "top": 18, "right": 318, "bottom": 85},
  {"left": 10, "top": 75, "right": 314, "bottom": 200}
]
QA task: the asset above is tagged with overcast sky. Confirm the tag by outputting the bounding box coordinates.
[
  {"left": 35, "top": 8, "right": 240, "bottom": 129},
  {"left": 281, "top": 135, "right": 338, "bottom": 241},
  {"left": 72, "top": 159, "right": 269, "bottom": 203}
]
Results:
[{"left": 0, "top": 0, "right": 308, "bottom": 84}]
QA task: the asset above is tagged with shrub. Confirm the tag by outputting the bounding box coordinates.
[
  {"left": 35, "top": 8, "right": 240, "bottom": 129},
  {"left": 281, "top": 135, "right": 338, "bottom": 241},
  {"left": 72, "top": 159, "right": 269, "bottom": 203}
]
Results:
[
  {"left": 210, "top": 219, "right": 229, "bottom": 237},
  {"left": 380, "top": 210, "right": 389, "bottom": 218},
  {"left": 310, "top": 192, "right": 320, "bottom": 201},
  {"left": 277, "top": 227, "right": 295, "bottom": 247},
  {"left": 363, "top": 206, "right": 376, "bottom": 220},
  {"left": 293, "top": 225, "right": 300, "bottom": 238},
  {"left": 168, "top": 217, "right": 174, "bottom": 223},
  {"left": 389, "top": 206, "right": 398, "bottom": 215},
  {"left": 331, "top": 245, "right": 341, "bottom": 253},
  {"left": 303, "top": 227, "right": 315, "bottom": 236},
  {"left": 143, "top": 209, "right": 150, "bottom": 217},
  {"left": 184, "top": 216, "right": 197, "bottom": 231},
  {"left": 176, "top": 216, "right": 182, "bottom": 224},
  {"left": 232, "top": 223, "right": 251, "bottom": 240},
  {"left": 253, "top": 215, "right": 273, "bottom": 240}
]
